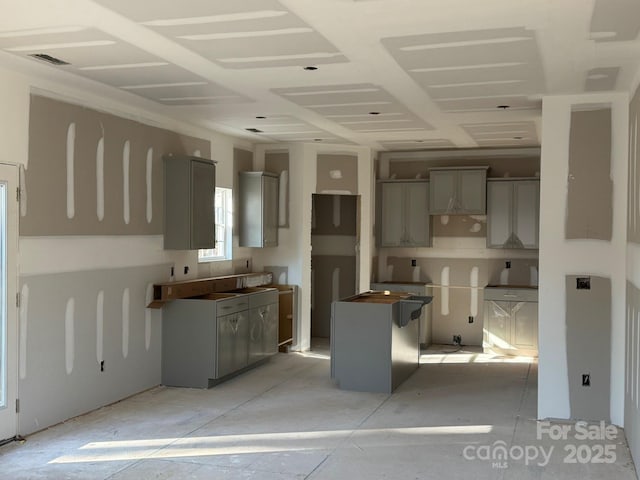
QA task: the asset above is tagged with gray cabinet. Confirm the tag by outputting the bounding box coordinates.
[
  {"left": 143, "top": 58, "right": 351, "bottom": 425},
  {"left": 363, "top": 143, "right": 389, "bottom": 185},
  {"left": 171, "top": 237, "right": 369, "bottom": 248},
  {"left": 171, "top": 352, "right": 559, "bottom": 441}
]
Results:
[
  {"left": 483, "top": 287, "right": 538, "bottom": 356},
  {"left": 379, "top": 180, "right": 430, "bottom": 247},
  {"left": 247, "top": 289, "right": 279, "bottom": 364},
  {"left": 163, "top": 154, "right": 216, "bottom": 250},
  {"left": 239, "top": 171, "right": 279, "bottom": 247},
  {"left": 487, "top": 179, "right": 539, "bottom": 249},
  {"left": 429, "top": 167, "right": 487, "bottom": 215},
  {"left": 216, "top": 311, "right": 249, "bottom": 378}
]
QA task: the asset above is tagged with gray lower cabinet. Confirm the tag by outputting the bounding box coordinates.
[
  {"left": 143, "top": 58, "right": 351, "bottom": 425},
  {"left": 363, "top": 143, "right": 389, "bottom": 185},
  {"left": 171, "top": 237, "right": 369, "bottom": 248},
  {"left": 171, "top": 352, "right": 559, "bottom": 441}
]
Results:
[
  {"left": 216, "top": 311, "right": 249, "bottom": 378},
  {"left": 162, "top": 291, "right": 278, "bottom": 388},
  {"left": 379, "top": 180, "right": 430, "bottom": 247},
  {"left": 483, "top": 287, "right": 538, "bottom": 356},
  {"left": 487, "top": 179, "right": 539, "bottom": 249},
  {"left": 429, "top": 167, "right": 487, "bottom": 215}
]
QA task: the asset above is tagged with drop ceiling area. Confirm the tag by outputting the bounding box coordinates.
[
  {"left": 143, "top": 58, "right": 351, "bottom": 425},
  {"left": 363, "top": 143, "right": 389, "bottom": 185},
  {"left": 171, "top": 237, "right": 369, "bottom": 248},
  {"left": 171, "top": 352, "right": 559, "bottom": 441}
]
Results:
[{"left": 1, "top": 0, "right": 639, "bottom": 149}]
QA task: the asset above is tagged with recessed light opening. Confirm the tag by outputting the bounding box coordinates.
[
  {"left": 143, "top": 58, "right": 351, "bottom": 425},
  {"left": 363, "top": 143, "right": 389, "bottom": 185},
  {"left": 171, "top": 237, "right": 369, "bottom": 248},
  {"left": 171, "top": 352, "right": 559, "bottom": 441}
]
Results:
[
  {"left": 255, "top": 116, "right": 267, "bottom": 119},
  {"left": 29, "top": 53, "right": 70, "bottom": 66},
  {"left": 369, "top": 111, "right": 381, "bottom": 115},
  {"left": 245, "top": 128, "right": 263, "bottom": 133},
  {"left": 497, "top": 105, "right": 510, "bottom": 109},
  {"left": 513, "top": 136, "right": 523, "bottom": 140},
  {"left": 314, "top": 138, "right": 323, "bottom": 142},
  {"left": 303, "top": 66, "right": 318, "bottom": 71}
]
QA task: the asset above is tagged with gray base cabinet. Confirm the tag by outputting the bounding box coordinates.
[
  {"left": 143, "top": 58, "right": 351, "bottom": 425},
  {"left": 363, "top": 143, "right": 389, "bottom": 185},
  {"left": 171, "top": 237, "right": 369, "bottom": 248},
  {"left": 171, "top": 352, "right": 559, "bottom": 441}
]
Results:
[
  {"left": 331, "top": 298, "right": 420, "bottom": 393},
  {"left": 162, "top": 289, "right": 278, "bottom": 388},
  {"left": 483, "top": 287, "right": 538, "bottom": 356}
]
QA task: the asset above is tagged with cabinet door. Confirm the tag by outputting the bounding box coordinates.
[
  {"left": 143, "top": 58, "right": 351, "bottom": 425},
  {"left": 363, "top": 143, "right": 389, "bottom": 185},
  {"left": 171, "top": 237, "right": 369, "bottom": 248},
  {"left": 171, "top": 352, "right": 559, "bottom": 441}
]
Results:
[
  {"left": 512, "top": 302, "right": 538, "bottom": 350},
  {"left": 233, "top": 311, "right": 249, "bottom": 371},
  {"left": 513, "top": 181, "right": 539, "bottom": 249},
  {"left": 429, "top": 170, "right": 457, "bottom": 214},
  {"left": 262, "top": 303, "right": 279, "bottom": 356},
  {"left": 458, "top": 169, "right": 486, "bottom": 214},
  {"left": 216, "top": 314, "right": 236, "bottom": 378},
  {"left": 485, "top": 301, "right": 511, "bottom": 349},
  {"left": 486, "top": 181, "right": 513, "bottom": 248},
  {"left": 190, "top": 159, "right": 216, "bottom": 249},
  {"left": 404, "top": 182, "right": 430, "bottom": 247},
  {"left": 380, "top": 182, "right": 405, "bottom": 246},
  {"left": 262, "top": 175, "right": 279, "bottom": 247},
  {"left": 248, "top": 308, "right": 263, "bottom": 365}
]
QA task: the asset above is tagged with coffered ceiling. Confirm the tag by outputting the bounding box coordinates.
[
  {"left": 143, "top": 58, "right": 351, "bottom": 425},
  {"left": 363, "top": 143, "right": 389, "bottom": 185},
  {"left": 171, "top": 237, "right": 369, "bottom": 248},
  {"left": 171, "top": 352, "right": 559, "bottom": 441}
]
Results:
[{"left": 1, "top": 0, "right": 639, "bottom": 150}]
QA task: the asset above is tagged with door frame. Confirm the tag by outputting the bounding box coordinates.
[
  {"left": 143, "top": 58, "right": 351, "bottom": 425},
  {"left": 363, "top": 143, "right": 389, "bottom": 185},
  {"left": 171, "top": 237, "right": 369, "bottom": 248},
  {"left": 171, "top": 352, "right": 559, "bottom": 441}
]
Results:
[{"left": 0, "top": 163, "right": 18, "bottom": 442}]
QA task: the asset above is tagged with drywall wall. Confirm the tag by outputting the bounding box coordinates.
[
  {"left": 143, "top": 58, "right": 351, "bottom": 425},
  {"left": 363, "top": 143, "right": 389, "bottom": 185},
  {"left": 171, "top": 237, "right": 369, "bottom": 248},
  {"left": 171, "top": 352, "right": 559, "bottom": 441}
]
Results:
[
  {"left": 566, "top": 275, "right": 611, "bottom": 421},
  {"left": 265, "top": 151, "right": 290, "bottom": 228},
  {"left": 0, "top": 64, "right": 253, "bottom": 435},
  {"left": 538, "top": 93, "right": 627, "bottom": 426},
  {"left": 317, "top": 154, "right": 358, "bottom": 194},
  {"left": 566, "top": 108, "right": 613, "bottom": 240}
]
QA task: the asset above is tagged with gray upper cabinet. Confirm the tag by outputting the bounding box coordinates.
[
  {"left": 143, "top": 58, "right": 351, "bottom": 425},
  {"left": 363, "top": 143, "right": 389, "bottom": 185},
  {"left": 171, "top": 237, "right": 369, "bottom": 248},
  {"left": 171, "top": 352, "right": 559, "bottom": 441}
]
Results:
[
  {"left": 429, "top": 167, "right": 487, "bottom": 215},
  {"left": 239, "top": 172, "right": 279, "bottom": 248},
  {"left": 487, "top": 179, "right": 539, "bottom": 249},
  {"left": 163, "top": 154, "right": 216, "bottom": 250},
  {"left": 380, "top": 180, "right": 430, "bottom": 247}
]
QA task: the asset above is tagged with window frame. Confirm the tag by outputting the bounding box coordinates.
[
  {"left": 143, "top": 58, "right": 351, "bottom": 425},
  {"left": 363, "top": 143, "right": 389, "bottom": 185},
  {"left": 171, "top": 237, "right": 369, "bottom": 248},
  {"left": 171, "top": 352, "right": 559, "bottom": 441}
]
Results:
[{"left": 198, "top": 187, "right": 232, "bottom": 262}]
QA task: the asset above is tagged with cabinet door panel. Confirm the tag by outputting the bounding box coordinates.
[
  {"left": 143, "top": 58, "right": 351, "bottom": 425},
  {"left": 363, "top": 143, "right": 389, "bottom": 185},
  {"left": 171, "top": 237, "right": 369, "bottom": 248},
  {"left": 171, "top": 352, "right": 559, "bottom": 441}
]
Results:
[
  {"left": 216, "top": 314, "right": 236, "bottom": 378},
  {"left": 512, "top": 302, "right": 538, "bottom": 350},
  {"left": 485, "top": 301, "right": 511, "bottom": 349},
  {"left": 380, "top": 183, "right": 405, "bottom": 246},
  {"left": 190, "top": 160, "right": 216, "bottom": 249},
  {"left": 234, "top": 311, "right": 249, "bottom": 371},
  {"left": 404, "top": 182, "right": 430, "bottom": 246},
  {"left": 263, "top": 303, "right": 279, "bottom": 356},
  {"left": 486, "top": 182, "right": 513, "bottom": 248},
  {"left": 248, "top": 308, "right": 263, "bottom": 365},
  {"left": 458, "top": 170, "right": 486, "bottom": 214},
  {"left": 429, "top": 171, "right": 457, "bottom": 214},
  {"left": 513, "top": 181, "right": 539, "bottom": 249},
  {"left": 263, "top": 175, "right": 279, "bottom": 247}
]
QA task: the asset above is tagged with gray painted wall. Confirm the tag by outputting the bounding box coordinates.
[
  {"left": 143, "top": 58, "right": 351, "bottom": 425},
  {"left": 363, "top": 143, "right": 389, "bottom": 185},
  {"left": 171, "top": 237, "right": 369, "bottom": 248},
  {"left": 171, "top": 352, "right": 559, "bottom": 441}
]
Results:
[
  {"left": 566, "top": 275, "right": 611, "bottom": 421},
  {"left": 19, "top": 264, "right": 168, "bottom": 435},
  {"left": 316, "top": 154, "right": 358, "bottom": 194}
]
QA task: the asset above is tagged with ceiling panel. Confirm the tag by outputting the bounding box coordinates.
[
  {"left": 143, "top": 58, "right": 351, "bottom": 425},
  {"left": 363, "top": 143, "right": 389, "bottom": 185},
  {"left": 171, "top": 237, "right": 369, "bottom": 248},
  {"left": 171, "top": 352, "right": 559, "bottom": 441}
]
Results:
[
  {"left": 382, "top": 27, "right": 545, "bottom": 114},
  {"left": 590, "top": 0, "right": 640, "bottom": 42},
  {"left": 462, "top": 121, "right": 538, "bottom": 146},
  {"left": 95, "top": 0, "right": 348, "bottom": 69},
  {"left": 379, "top": 139, "right": 455, "bottom": 150},
  {"left": 585, "top": 67, "right": 620, "bottom": 92},
  {"left": 273, "top": 83, "right": 433, "bottom": 134}
]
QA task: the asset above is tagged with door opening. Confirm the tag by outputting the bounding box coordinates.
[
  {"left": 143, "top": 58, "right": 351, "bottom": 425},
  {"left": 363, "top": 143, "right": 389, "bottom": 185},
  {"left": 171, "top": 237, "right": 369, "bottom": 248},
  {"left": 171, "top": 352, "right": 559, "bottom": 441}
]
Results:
[{"left": 310, "top": 194, "right": 358, "bottom": 349}]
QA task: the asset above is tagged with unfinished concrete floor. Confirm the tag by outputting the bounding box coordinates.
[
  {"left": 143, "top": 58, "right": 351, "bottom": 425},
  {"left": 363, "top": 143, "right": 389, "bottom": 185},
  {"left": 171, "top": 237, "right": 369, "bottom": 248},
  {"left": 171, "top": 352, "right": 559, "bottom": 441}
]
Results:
[{"left": 0, "top": 343, "right": 636, "bottom": 479}]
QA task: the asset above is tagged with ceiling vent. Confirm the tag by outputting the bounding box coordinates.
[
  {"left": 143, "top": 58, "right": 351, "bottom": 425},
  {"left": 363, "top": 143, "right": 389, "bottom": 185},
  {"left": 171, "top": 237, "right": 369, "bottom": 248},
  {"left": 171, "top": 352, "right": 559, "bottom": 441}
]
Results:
[{"left": 29, "top": 53, "right": 70, "bottom": 66}]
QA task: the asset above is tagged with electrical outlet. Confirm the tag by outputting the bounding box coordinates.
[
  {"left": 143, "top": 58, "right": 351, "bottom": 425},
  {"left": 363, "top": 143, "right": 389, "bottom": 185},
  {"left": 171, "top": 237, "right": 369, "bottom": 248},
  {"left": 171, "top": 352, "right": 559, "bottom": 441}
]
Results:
[
  {"left": 505, "top": 261, "right": 511, "bottom": 269},
  {"left": 100, "top": 361, "right": 105, "bottom": 372},
  {"left": 183, "top": 266, "right": 189, "bottom": 275},
  {"left": 453, "top": 334, "right": 462, "bottom": 345},
  {"left": 411, "top": 259, "right": 417, "bottom": 267},
  {"left": 582, "top": 374, "right": 591, "bottom": 386},
  {"left": 170, "top": 266, "right": 174, "bottom": 277},
  {"left": 468, "top": 316, "right": 474, "bottom": 324},
  {"left": 577, "top": 277, "right": 591, "bottom": 290}
]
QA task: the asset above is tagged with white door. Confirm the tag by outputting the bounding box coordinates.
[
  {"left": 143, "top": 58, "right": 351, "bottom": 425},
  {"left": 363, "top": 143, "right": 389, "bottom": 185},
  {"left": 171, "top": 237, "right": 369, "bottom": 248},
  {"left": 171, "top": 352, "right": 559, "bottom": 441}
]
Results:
[{"left": 0, "top": 164, "right": 18, "bottom": 441}]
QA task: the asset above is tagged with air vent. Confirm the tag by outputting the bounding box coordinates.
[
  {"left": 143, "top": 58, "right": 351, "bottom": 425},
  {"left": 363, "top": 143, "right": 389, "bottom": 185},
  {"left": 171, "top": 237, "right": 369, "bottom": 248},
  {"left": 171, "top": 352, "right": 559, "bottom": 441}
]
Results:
[
  {"left": 245, "top": 128, "right": 263, "bottom": 133},
  {"left": 29, "top": 53, "right": 70, "bottom": 66}
]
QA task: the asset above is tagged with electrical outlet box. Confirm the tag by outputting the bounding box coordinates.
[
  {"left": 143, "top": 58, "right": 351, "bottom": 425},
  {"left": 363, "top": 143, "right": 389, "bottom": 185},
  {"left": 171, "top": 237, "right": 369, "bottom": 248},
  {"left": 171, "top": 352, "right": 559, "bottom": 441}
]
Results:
[
  {"left": 505, "top": 261, "right": 511, "bottom": 269},
  {"left": 468, "top": 316, "right": 474, "bottom": 324},
  {"left": 576, "top": 277, "right": 591, "bottom": 290},
  {"left": 453, "top": 334, "right": 462, "bottom": 345},
  {"left": 411, "top": 259, "right": 417, "bottom": 267},
  {"left": 582, "top": 374, "right": 591, "bottom": 386}
]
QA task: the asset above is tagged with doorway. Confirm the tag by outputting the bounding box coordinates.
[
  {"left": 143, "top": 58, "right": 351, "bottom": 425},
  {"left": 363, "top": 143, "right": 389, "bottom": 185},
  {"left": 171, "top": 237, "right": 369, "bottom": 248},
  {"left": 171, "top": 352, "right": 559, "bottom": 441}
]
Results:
[
  {"left": 310, "top": 194, "right": 358, "bottom": 343},
  {"left": 0, "top": 164, "right": 18, "bottom": 442}
]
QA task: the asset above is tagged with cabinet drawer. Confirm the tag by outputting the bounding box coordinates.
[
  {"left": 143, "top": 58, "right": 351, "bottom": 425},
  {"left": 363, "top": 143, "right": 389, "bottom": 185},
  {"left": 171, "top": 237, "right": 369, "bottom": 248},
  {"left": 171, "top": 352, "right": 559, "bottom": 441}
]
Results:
[
  {"left": 216, "top": 296, "right": 249, "bottom": 315},
  {"left": 248, "top": 290, "right": 278, "bottom": 308},
  {"left": 483, "top": 288, "right": 538, "bottom": 302}
]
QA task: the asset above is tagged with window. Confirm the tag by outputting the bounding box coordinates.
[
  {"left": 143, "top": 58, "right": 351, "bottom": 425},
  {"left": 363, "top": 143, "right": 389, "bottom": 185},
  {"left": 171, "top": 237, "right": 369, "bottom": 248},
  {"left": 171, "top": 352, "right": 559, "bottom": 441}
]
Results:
[{"left": 199, "top": 187, "right": 232, "bottom": 262}]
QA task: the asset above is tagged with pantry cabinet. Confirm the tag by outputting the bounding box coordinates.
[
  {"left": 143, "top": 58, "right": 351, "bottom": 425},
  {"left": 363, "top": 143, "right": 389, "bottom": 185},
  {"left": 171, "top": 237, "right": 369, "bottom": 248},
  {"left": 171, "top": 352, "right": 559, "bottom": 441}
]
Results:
[{"left": 379, "top": 180, "right": 430, "bottom": 247}]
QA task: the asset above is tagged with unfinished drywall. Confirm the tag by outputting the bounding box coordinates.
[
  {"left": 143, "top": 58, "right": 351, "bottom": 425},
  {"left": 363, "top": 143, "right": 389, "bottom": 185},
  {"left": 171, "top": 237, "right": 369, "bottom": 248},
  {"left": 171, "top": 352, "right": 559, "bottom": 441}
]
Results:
[
  {"left": 566, "top": 108, "right": 613, "bottom": 240},
  {"left": 388, "top": 156, "right": 540, "bottom": 180},
  {"left": 316, "top": 154, "right": 358, "bottom": 194},
  {"left": 566, "top": 275, "right": 611, "bottom": 421},
  {"left": 23, "top": 94, "right": 211, "bottom": 236},
  {"left": 19, "top": 264, "right": 168, "bottom": 435},
  {"left": 311, "top": 194, "right": 357, "bottom": 338},
  {"left": 432, "top": 214, "right": 486, "bottom": 238}
]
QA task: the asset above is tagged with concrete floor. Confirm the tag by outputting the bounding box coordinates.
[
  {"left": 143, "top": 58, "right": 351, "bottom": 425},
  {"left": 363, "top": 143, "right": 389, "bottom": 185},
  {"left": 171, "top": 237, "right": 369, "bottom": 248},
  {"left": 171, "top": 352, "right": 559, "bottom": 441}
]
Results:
[{"left": 0, "top": 343, "right": 636, "bottom": 479}]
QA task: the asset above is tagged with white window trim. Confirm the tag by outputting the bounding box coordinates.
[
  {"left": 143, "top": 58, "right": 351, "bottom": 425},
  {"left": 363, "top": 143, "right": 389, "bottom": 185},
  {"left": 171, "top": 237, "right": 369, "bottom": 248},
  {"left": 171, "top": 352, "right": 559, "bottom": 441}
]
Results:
[{"left": 199, "top": 187, "right": 232, "bottom": 262}]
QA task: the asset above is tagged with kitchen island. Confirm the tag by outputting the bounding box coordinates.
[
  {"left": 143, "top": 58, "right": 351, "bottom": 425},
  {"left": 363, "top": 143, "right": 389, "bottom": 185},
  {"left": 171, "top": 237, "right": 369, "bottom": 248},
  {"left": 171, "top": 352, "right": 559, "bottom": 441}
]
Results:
[{"left": 331, "top": 291, "right": 432, "bottom": 393}]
